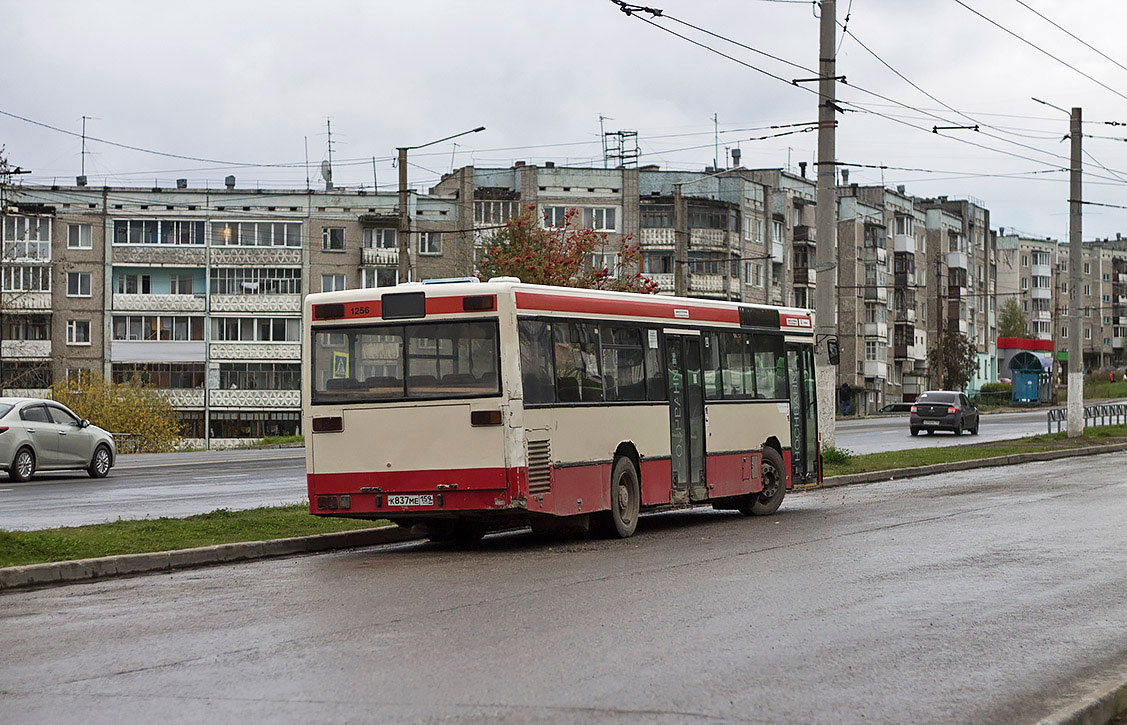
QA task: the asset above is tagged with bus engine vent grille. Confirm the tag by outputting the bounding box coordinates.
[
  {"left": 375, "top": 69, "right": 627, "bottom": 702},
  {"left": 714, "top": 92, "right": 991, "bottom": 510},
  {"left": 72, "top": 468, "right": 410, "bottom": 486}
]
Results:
[{"left": 527, "top": 439, "right": 552, "bottom": 495}]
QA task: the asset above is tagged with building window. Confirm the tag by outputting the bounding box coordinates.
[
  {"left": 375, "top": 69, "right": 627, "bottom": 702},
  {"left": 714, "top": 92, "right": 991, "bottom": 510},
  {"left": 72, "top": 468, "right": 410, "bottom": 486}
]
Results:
[
  {"left": 114, "top": 220, "right": 205, "bottom": 246},
  {"left": 1085, "top": 328, "right": 1092, "bottom": 340},
  {"left": 1, "top": 266, "right": 51, "bottom": 292},
  {"left": 113, "top": 363, "right": 205, "bottom": 388},
  {"left": 591, "top": 252, "right": 621, "bottom": 276},
  {"left": 1021, "top": 277, "right": 1029, "bottom": 290},
  {"left": 895, "top": 215, "right": 913, "bottom": 236},
  {"left": 1022, "top": 254, "right": 1029, "bottom": 267},
  {"left": 1061, "top": 326, "right": 1068, "bottom": 338},
  {"left": 474, "top": 200, "right": 519, "bottom": 226},
  {"left": 772, "top": 220, "right": 784, "bottom": 244},
  {"left": 210, "top": 221, "right": 300, "bottom": 247},
  {"left": 542, "top": 206, "right": 568, "bottom": 228},
  {"left": 66, "top": 319, "right": 91, "bottom": 345},
  {"left": 210, "top": 267, "right": 301, "bottom": 295},
  {"left": 169, "top": 274, "right": 194, "bottom": 295},
  {"left": 744, "top": 261, "right": 764, "bottom": 287},
  {"left": 362, "top": 267, "right": 399, "bottom": 288},
  {"left": 582, "top": 207, "right": 617, "bottom": 231},
  {"left": 66, "top": 272, "right": 91, "bottom": 297},
  {"left": 640, "top": 205, "right": 673, "bottom": 229},
  {"left": 209, "top": 410, "right": 300, "bottom": 439},
  {"left": 116, "top": 273, "right": 152, "bottom": 294},
  {"left": 68, "top": 223, "right": 92, "bottom": 249},
  {"left": 0, "top": 361, "right": 52, "bottom": 389},
  {"left": 2, "top": 216, "right": 51, "bottom": 260},
  {"left": 218, "top": 363, "right": 301, "bottom": 390},
  {"left": 4, "top": 316, "right": 50, "bottom": 340},
  {"left": 363, "top": 228, "right": 397, "bottom": 249},
  {"left": 210, "top": 317, "right": 300, "bottom": 342},
  {"left": 418, "top": 232, "right": 442, "bottom": 255},
  {"left": 321, "top": 273, "right": 346, "bottom": 292},
  {"left": 642, "top": 253, "right": 672, "bottom": 275},
  {"left": 112, "top": 315, "right": 204, "bottom": 341},
  {"left": 1084, "top": 262, "right": 1091, "bottom": 274},
  {"left": 322, "top": 227, "right": 345, "bottom": 251}
]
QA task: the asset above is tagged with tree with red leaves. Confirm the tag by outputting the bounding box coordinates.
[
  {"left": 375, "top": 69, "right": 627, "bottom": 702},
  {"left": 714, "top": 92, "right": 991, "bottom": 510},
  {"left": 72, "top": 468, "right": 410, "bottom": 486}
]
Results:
[{"left": 476, "top": 206, "right": 660, "bottom": 294}]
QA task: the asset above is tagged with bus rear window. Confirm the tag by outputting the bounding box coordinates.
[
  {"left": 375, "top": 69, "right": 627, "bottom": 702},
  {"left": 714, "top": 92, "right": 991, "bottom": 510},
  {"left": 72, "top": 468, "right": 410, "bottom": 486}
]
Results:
[{"left": 312, "top": 321, "right": 499, "bottom": 404}]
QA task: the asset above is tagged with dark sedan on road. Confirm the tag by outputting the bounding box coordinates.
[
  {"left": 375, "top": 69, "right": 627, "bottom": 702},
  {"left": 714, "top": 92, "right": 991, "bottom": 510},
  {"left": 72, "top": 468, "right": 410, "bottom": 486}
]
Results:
[{"left": 909, "top": 391, "right": 980, "bottom": 436}]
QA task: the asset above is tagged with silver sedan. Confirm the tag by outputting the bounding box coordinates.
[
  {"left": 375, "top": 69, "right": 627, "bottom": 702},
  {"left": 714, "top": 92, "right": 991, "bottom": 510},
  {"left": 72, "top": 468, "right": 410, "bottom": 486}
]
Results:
[{"left": 0, "top": 398, "right": 117, "bottom": 481}]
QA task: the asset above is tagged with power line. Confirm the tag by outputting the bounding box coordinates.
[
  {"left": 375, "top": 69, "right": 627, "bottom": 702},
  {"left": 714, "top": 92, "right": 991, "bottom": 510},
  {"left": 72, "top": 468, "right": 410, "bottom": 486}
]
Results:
[
  {"left": 953, "top": 0, "right": 1127, "bottom": 105},
  {"left": 1011, "top": 0, "right": 1127, "bottom": 77}
]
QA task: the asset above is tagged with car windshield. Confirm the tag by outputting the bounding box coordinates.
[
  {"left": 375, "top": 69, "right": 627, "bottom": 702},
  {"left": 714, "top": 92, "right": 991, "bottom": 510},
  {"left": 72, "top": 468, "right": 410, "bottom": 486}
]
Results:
[{"left": 918, "top": 392, "right": 957, "bottom": 404}]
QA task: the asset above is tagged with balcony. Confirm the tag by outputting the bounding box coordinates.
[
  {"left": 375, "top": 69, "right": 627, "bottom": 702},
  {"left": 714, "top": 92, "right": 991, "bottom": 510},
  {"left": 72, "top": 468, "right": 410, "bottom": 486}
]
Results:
[
  {"left": 1031, "top": 288, "right": 1051, "bottom": 300},
  {"left": 893, "top": 234, "right": 915, "bottom": 254},
  {"left": 4, "top": 292, "right": 51, "bottom": 310},
  {"left": 210, "top": 248, "right": 301, "bottom": 267},
  {"left": 112, "top": 246, "right": 205, "bottom": 266},
  {"left": 948, "top": 285, "right": 968, "bottom": 300},
  {"left": 894, "top": 343, "right": 909, "bottom": 359},
  {"left": 1114, "top": 337, "right": 1125, "bottom": 349},
  {"left": 210, "top": 294, "right": 301, "bottom": 313},
  {"left": 208, "top": 389, "right": 301, "bottom": 408},
  {"left": 895, "top": 308, "right": 917, "bottom": 323},
  {"left": 209, "top": 342, "right": 301, "bottom": 361},
  {"left": 793, "top": 267, "right": 811, "bottom": 285},
  {"left": 689, "top": 274, "right": 725, "bottom": 294},
  {"left": 2, "top": 388, "right": 50, "bottom": 399},
  {"left": 863, "top": 322, "right": 888, "bottom": 339},
  {"left": 863, "top": 360, "right": 887, "bottom": 379},
  {"left": 1, "top": 340, "right": 51, "bottom": 358},
  {"left": 793, "top": 225, "right": 815, "bottom": 244},
  {"left": 862, "top": 246, "right": 888, "bottom": 263},
  {"left": 1031, "top": 263, "right": 1052, "bottom": 278},
  {"left": 113, "top": 293, "right": 206, "bottom": 313},
  {"left": 1033, "top": 310, "right": 1052, "bottom": 322},
  {"left": 640, "top": 228, "right": 676, "bottom": 248},
  {"left": 361, "top": 247, "right": 400, "bottom": 266},
  {"left": 650, "top": 273, "right": 675, "bottom": 293},
  {"left": 957, "top": 319, "right": 968, "bottom": 334},
  {"left": 689, "top": 228, "right": 728, "bottom": 249},
  {"left": 894, "top": 271, "right": 916, "bottom": 287},
  {"left": 947, "top": 251, "right": 969, "bottom": 270},
  {"left": 863, "top": 285, "right": 888, "bottom": 302},
  {"left": 111, "top": 341, "right": 206, "bottom": 363},
  {"left": 162, "top": 389, "right": 205, "bottom": 408}
]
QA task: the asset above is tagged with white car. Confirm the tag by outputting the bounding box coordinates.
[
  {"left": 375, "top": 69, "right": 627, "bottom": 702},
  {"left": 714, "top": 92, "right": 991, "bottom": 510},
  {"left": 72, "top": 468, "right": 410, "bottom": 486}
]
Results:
[{"left": 0, "top": 398, "right": 117, "bottom": 481}]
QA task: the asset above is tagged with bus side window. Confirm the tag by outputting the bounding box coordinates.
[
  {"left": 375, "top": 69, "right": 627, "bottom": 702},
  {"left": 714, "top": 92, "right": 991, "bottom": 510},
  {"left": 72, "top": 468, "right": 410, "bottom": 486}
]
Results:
[
  {"left": 701, "top": 332, "right": 722, "bottom": 399},
  {"left": 601, "top": 325, "right": 646, "bottom": 402},
  {"left": 753, "top": 333, "right": 785, "bottom": 399},
  {"left": 720, "top": 332, "right": 755, "bottom": 399},
  {"left": 645, "top": 328, "right": 666, "bottom": 401},
  {"left": 552, "top": 321, "right": 602, "bottom": 403},
  {"left": 518, "top": 319, "right": 555, "bottom": 405}
]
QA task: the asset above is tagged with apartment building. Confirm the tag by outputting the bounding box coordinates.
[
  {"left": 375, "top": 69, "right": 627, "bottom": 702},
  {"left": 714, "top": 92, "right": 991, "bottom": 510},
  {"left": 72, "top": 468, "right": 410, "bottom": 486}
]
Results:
[
  {"left": 996, "top": 233, "right": 1057, "bottom": 342},
  {"left": 1, "top": 180, "right": 461, "bottom": 446}
]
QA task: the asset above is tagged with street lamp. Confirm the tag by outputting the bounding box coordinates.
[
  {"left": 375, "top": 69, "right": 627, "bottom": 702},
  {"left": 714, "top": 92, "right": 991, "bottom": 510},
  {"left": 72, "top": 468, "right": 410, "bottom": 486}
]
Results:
[{"left": 397, "top": 126, "right": 485, "bottom": 283}]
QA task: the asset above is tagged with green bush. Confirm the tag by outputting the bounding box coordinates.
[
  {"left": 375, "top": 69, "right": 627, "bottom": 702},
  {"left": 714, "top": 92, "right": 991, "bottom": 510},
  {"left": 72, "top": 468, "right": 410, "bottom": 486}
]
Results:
[
  {"left": 980, "top": 382, "right": 1012, "bottom": 393},
  {"left": 821, "top": 446, "right": 854, "bottom": 465}
]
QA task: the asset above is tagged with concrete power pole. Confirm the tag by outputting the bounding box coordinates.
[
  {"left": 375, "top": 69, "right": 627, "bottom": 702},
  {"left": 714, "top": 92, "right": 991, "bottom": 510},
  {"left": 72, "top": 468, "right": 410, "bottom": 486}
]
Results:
[
  {"left": 673, "top": 182, "right": 687, "bottom": 296},
  {"left": 397, "top": 147, "right": 410, "bottom": 285},
  {"left": 1067, "top": 107, "right": 1084, "bottom": 437},
  {"left": 814, "top": 0, "right": 838, "bottom": 447}
]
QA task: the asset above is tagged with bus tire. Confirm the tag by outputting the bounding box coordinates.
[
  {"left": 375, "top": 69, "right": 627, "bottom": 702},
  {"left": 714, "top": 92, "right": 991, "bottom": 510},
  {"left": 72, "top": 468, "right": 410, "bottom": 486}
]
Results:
[
  {"left": 594, "top": 456, "right": 640, "bottom": 538},
  {"left": 739, "top": 447, "right": 785, "bottom": 516}
]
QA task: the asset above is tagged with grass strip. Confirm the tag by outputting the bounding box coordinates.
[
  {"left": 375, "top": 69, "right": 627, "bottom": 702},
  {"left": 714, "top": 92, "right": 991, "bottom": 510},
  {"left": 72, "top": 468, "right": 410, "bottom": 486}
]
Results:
[
  {"left": 824, "top": 425, "right": 1127, "bottom": 477},
  {"left": 0, "top": 505, "right": 386, "bottom": 569}
]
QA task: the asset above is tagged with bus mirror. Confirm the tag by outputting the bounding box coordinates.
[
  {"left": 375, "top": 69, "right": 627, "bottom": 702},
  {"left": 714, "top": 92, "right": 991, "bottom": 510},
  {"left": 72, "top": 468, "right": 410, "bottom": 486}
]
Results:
[{"left": 826, "top": 336, "right": 840, "bottom": 366}]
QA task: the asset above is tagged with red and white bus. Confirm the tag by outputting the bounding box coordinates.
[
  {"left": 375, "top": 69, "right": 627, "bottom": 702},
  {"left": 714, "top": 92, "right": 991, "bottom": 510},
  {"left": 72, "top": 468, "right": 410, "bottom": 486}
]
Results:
[{"left": 303, "top": 279, "right": 821, "bottom": 540}]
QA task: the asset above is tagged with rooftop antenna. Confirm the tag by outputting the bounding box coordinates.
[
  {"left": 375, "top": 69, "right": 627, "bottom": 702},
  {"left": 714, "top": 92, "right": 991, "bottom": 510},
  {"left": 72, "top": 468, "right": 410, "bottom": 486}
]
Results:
[
  {"left": 713, "top": 113, "right": 719, "bottom": 170},
  {"left": 372, "top": 157, "right": 378, "bottom": 191},
  {"left": 598, "top": 113, "right": 614, "bottom": 168},
  {"left": 450, "top": 142, "right": 459, "bottom": 173},
  {"left": 325, "top": 118, "right": 335, "bottom": 191},
  {"left": 80, "top": 115, "right": 92, "bottom": 177},
  {"left": 304, "top": 136, "right": 310, "bottom": 190}
]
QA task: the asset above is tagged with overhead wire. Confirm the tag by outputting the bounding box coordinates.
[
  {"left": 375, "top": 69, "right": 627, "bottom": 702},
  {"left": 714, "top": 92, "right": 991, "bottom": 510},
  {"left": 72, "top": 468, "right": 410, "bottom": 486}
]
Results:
[{"left": 1010, "top": 0, "right": 1127, "bottom": 77}]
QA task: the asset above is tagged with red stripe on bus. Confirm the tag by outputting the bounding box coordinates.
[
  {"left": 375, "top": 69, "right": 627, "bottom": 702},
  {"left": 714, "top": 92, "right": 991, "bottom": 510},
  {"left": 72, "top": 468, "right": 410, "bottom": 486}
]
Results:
[
  {"left": 314, "top": 295, "right": 495, "bottom": 322},
  {"left": 515, "top": 291, "right": 741, "bottom": 324},
  {"left": 309, "top": 466, "right": 509, "bottom": 494}
]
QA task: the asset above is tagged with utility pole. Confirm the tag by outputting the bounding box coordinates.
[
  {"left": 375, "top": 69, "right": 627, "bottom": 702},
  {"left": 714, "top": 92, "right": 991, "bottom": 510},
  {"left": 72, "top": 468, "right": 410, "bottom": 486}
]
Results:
[
  {"left": 1068, "top": 106, "right": 1084, "bottom": 437},
  {"left": 814, "top": 0, "right": 839, "bottom": 447},
  {"left": 673, "top": 182, "right": 687, "bottom": 296},
  {"left": 397, "top": 147, "right": 410, "bottom": 284},
  {"left": 935, "top": 254, "right": 945, "bottom": 389}
]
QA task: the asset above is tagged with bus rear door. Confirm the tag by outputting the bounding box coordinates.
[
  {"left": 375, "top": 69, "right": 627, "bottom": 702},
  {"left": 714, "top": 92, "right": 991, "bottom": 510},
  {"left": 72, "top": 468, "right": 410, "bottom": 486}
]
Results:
[
  {"left": 785, "top": 343, "right": 819, "bottom": 486},
  {"left": 665, "top": 331, "right": 707, "bottom": 503}
]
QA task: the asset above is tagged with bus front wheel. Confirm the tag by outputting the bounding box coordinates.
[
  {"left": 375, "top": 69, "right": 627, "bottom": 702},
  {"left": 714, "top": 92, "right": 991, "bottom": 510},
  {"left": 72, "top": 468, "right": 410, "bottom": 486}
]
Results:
[
  {"left": 739, "top": 447, "right": 786, "bottom": 516},
  {"left": 594, "top": 456, "right": 640, "bottom": 538}
]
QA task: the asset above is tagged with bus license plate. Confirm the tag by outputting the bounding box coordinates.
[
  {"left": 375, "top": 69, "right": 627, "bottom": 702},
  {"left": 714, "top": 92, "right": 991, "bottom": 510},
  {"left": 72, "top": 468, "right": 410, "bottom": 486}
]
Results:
[{"left": 387, "top": 494, "right": 434, "bottom": 507}]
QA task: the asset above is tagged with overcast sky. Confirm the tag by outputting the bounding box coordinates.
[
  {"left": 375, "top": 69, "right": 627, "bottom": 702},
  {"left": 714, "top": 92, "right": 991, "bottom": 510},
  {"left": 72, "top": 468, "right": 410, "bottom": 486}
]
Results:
[{"left": 4, "top": 0, "right": 1127, "bottom": 240}]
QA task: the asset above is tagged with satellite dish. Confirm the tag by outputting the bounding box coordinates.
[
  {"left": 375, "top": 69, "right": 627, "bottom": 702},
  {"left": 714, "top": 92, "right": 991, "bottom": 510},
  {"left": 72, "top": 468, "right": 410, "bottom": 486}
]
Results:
[{"left": 320, "top": 160, "right": 333, "bottom": 183}]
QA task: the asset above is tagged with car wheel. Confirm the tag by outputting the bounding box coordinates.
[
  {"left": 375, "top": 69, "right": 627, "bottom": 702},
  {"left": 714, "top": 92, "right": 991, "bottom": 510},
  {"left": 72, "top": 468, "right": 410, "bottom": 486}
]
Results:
[
  {"left": 88, "top": 445, "right": 112, "bottom": 478},
  {"left": 954, "top": 421, "right": 963, "bottom": 435},
  {"left": 9, "top": 447, "right": 35, "bottom": 482},
  {"left": 910, "top": 427, "right": 919, "bottom": 436},
  {"left": 971, "top": 418, "right": 980, "bottom": 435}
]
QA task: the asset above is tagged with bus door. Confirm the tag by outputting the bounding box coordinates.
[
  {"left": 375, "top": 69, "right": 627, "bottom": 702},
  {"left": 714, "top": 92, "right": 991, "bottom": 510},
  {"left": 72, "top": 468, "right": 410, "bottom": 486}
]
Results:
[
  {"left": 785, "top": 343, "right": 819, "bottom": 486},
  {"left": 664, "top": 331, "right": 707, "bottom": 503}
]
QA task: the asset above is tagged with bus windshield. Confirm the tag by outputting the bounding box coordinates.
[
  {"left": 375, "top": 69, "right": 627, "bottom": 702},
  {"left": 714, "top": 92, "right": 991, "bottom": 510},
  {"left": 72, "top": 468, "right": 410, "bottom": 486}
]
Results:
[{"left": 311, "top": 320, "right": 499, "bottom": 404}]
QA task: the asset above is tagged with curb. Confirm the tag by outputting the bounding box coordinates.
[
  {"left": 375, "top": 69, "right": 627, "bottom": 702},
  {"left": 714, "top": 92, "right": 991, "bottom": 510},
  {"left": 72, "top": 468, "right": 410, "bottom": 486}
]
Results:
[
  {"left": 4, "top": 442, "right": 1127, "bottom": 593},
  {"left": 1036, "top": 671, "right": 1127, "bottom": 725},
  {"left": 0, "top": 525, "right": 419, "bottom": 592},
  {"left": 820, "top": 442, "right": 1127, "bottom": 488}
]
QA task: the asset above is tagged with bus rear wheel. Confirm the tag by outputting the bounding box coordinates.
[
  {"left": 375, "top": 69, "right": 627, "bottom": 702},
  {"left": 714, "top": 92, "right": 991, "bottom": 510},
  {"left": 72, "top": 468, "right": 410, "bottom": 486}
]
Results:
[
  {"left": 739, "top": 447, "right": 786, "bottom": 516},
  {"left": 594, "top": 456, "right": 640, "bottom": 538}
]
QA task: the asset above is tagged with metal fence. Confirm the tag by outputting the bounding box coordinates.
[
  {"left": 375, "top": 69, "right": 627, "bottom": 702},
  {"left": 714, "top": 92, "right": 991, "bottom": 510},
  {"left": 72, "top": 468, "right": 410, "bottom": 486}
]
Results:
[{"left": 1046, "top": 403, "right": 1127, "bottom": 433}]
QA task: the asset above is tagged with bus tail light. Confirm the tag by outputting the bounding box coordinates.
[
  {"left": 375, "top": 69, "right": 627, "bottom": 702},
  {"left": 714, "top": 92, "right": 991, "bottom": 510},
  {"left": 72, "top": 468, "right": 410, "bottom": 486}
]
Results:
[
  {"left": 471, "top": 410, "right": 503, "bottom": 426},
  {"left": 312, "top": 416, "right": 343, "bottom": 432}
]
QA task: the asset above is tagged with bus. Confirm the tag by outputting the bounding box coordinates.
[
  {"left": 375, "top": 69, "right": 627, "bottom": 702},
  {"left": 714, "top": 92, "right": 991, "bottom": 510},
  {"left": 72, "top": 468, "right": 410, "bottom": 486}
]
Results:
[{"left": 303, "top": 278, "right": 821, "bottom": 541}]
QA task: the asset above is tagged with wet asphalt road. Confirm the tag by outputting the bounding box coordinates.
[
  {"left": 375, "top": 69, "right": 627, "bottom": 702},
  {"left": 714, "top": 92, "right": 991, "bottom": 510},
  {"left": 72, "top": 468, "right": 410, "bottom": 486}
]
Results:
[
  {"left": 0, "top": 409, "right": 1063, "bottom": 530},
  {"left": 2, "top": 453, "right": 1126, "bottom": 724}
]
